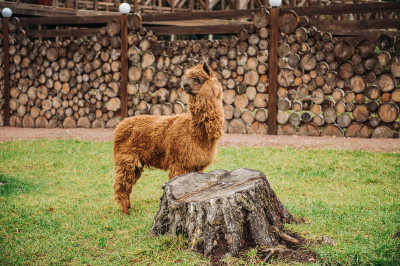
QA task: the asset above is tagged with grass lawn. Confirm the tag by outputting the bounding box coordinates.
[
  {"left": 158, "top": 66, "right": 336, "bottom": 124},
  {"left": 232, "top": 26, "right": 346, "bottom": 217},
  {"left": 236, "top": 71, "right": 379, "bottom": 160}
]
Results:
[{"left": 0, "top": 139, "right": 399, "bottom": 265}]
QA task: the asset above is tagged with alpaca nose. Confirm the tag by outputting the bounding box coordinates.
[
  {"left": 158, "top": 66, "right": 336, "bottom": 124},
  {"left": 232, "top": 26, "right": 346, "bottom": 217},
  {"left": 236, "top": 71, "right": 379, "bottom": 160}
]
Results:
[{"left": 183, "top": 84, "right": 191, "bottom": 93}]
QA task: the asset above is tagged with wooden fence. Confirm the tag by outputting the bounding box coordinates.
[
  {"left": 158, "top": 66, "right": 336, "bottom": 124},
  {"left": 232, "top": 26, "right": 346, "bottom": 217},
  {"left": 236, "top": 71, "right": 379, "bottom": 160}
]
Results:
[
  {"left": 12, "top": 2, "right": 400, "bottom": 38},
  {"left": 1, "top": 5, "right": 400, "bottom": 137}
]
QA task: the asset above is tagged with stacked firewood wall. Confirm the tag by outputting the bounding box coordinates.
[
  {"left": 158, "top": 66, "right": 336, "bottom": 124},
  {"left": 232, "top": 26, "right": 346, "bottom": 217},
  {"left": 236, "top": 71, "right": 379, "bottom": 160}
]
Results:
[
  {"left": 140, "top": 9, "right": 272, "bottom": 135},
  {"left": 0, "top": 17, "right": 131, "bottom": 128},
  {"left": 1, "top": 10, "right": 399, "bottom": 138},
  {"left": 275, "top": 12, "right": 400, "bottom": 138}
]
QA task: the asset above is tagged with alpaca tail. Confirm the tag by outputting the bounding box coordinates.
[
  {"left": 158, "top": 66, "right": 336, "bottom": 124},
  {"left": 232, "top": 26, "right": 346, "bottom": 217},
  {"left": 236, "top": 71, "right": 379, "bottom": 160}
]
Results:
[{"left": 113, "top": 154, "right": 143, "bottom": 215}]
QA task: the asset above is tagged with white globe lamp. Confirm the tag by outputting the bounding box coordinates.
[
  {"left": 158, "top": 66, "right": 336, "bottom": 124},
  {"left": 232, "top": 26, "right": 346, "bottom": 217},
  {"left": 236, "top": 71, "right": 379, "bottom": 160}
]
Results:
[
  {"left": 119, "top": 3, "right": 131, "bottom": 14},
  {"left": 2, "top": 7, "right": 12, "bottom": 18},
  {"left": 269, "top": 0, "right": 282, "bottom": 7}
]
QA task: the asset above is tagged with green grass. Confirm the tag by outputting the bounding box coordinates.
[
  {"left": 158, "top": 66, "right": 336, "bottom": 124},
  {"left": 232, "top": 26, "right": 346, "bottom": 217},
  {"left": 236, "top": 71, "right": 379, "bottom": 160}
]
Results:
[{"left": 0, "top": 140, "right": 399, "bottom": 265}]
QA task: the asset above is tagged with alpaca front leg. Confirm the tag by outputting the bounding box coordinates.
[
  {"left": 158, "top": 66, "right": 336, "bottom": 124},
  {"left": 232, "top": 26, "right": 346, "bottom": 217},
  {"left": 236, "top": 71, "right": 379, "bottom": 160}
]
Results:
[{"left": 113, "top": 156, "right": 143, "bottom": 215}]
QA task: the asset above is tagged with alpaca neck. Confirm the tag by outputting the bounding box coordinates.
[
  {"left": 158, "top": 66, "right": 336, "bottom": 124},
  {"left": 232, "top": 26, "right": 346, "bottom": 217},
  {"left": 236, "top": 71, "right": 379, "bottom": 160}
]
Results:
[{"left": 188, "top": 94, "right": 224, "bottom": 141}]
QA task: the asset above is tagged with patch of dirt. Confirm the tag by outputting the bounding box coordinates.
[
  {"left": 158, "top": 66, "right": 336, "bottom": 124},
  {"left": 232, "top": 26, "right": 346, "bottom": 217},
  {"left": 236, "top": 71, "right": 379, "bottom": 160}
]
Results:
[
  {"left": 1, "top": 127, "right": 399, "bottom": 152},
  {"left": 218, "top": 230, "right": 320, "bottom": 265},
  {"left": 254, "top": 229, "right": 320, "bottom": 265}
]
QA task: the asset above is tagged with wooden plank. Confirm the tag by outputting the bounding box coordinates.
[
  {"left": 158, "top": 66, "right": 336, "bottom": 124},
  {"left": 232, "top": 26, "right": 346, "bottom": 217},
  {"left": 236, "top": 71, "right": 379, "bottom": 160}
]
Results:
[
  {"left": 21, "top": 20, "right": 399, "bottom": 39},
  {"left": 142, "top": 2, "right": 400, "bottom": 21},
  {"left": 310, "top": 18, "right": 400, "bottom": 31},
  {"left": 2, "top": 18, "right": 10, "bottom": 126},
  {"left": 331, "top": 29, "right": 398, "bottom": 39},
  {"left": 268, "top": 7, "right": 279, "bottom": 135},
  {"left": 23, "top": 19, "right": 251, "bottom": 37},
  {"left": 19, "top": 15, "right": 119, "bottom": 26},
  {"left": 284, "top": 2, "right": 400, "bottom": 16},
  {"left": 120, "top": 14, "right": 128, "bottom": 119},
  {"left": 147, "top": 23, "right": 252, "bottom": 35},
  {"left": 25, "top": 28, "right": 100, "bottom": 38},
  {"left": 78, "top": 0, "right": 115, "bottom": 7},
  {"left": 0, "top": 2, "right": 77, "bottom": 16},
  {"left": 141, "top": 9, "right": 254, "bottom": 21},
  {"left": 17, "top": 2, "right": 400, "bottom": 26},
  {"left": 146, "top": 19, "right": 252, "bottom": 26},
  {"left": 3, "top": 1, "right": 399, "bottom": 19}
]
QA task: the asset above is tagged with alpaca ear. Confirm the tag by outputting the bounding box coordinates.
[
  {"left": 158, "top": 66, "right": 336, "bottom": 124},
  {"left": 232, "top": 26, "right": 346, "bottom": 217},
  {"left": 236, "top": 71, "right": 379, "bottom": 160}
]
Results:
[{"left": 203, "top": 63, "right": 210, "bottom": 77}]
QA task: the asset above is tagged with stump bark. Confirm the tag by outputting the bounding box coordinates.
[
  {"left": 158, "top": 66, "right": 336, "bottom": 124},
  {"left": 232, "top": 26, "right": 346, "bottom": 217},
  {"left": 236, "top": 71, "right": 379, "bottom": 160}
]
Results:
[{"left": 151, "top": 168, "right": 296, "bottom": 259}]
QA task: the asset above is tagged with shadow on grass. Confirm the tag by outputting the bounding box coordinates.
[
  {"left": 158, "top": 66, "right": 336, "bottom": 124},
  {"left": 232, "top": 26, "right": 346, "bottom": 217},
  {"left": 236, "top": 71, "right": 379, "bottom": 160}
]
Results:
[{"left": 0, "top": 174, "right": 38, "bottom": 196}]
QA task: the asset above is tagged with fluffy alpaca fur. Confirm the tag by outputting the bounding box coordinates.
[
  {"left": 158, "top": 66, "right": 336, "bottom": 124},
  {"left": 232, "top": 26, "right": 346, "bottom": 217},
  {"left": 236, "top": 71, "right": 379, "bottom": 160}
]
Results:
[{"left": 113, "top": 63, "right": 224, "bottom": 214}]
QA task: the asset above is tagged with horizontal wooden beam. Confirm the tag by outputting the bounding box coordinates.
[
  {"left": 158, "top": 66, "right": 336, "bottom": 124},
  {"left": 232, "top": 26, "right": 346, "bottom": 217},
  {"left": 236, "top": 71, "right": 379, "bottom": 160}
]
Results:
[
  {"left": 19, "top": 10, "right": 253, "bottom": 26},
  {"left": 142, "top": 2, "right": 400, "bottom": 22},
  {"left": 24, "top": 22, "right": 252, "bottom": 37},
  {"left": 25, "top": 28, "right": 100, "bottom": 38},
  {"left": 311, "top": 18, "right": 400, "bottom": 31},
  {"left": 25, "top": 24, "right": 397, "bottom": 39},
  {"left": 146, "top": 24, "right": 253, "bottom": 35},
  {"left": 0, "top": 1, "right": 77, "bottom": 16},
  {"left": 20, "top": 15, "right": 119, "bottom": 26},
  {"left": 14, "top": 2, "right": 400, "bottom": 38},
  {"left": 141, "top": 9, "right": 255, "bottom": 22},
  {"left": 286, "top": 2, "right": 400, "bottom": 16},
  {"left": 17, "top": 2, "right": 400, "bottom": 26},
  {"left": 329, "top": 29, "right": 396, "bottom": 37},
  {"left": 4, "top": 1, "right": 400, "bottom": 21}
]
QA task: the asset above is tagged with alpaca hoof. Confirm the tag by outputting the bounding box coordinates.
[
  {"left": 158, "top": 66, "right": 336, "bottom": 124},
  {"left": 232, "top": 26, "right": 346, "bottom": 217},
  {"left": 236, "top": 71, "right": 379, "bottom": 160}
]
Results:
[
  {"left": 114, "top": 193, "right": 131, "bottom": 215},
  {"left": 120, "top": 202, "right": 131, "bottom": 215}
]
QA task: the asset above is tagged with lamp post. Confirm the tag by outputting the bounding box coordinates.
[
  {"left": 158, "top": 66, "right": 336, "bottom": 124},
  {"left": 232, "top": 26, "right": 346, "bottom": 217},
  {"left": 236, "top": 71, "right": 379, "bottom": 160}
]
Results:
[
  {"left": 2, "top": 8, "right": 12, "bottom": 126},
  {"left": 267, "top": 0, "right": 281, "bottom": 135},
  {"left": 119, "top": 3, "right": 130, "bottom": 120}
]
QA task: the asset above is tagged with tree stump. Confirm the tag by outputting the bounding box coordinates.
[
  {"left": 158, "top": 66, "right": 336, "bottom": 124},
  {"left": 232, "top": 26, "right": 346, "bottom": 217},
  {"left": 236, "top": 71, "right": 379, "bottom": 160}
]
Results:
[{"left": 151, "top": 168, "right": 296, "bottom": 259}]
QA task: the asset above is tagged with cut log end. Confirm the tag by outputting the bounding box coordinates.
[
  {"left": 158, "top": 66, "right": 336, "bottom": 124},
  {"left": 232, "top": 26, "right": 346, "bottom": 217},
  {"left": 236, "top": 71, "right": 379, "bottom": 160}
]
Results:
[{"left": 151, "top": 168, "right": 296, "bottom": 259}]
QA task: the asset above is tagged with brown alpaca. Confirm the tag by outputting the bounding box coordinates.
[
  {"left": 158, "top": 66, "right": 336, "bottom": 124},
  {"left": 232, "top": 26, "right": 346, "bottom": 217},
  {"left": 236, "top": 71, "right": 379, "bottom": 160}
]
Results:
[{"left": 113, "top": 63, "right": 224, "bottom": 214}]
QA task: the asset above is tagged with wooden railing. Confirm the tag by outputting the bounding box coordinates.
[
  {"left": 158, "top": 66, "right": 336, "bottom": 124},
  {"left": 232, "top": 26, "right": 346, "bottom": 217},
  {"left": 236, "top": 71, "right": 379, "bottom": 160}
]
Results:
[
  {"left": 15, "top": 2, "right": 400, "bottom": 38},
  {"left": 2, "top": 0, "right": 393, "bottom": 15}
]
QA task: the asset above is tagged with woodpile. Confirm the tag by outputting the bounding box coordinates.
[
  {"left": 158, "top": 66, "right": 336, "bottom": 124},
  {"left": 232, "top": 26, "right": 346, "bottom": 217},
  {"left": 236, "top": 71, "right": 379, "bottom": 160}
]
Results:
[
  {"left": 273, "top": 12, "right": 400, "bottom": 138},
  {"left": 1, "top": 16, "right": 156, "bottom": 128},
  {"left": 0, "top": 10, "right": 399, "bottom": 137}
]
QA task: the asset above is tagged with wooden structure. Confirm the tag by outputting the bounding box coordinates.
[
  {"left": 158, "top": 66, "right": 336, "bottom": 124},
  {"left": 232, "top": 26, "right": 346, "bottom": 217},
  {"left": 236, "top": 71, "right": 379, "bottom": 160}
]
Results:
[
  {"left": 151, "top": 168, "right": 296, "bottom": 259},
  {"left": 1, "top": 3, "right": 400, "bottom": 137},
  {"left": 2, "top": 0, "right": 394, "bottom": 14},
  {"left": 1, "top": 1, "right": 399, "bottom": 39}
]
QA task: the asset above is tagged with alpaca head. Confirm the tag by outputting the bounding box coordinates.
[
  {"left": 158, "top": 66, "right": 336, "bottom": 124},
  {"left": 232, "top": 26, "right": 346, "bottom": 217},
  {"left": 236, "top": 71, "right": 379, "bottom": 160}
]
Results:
[{"left": 181, "top": 63, "right": 222, "bottom": 100}]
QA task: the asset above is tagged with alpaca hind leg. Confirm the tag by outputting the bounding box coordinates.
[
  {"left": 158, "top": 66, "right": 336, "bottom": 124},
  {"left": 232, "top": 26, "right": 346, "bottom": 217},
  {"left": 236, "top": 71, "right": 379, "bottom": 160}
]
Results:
[{"left": 113, "top": 155, "right": 143, "bottom": 214}]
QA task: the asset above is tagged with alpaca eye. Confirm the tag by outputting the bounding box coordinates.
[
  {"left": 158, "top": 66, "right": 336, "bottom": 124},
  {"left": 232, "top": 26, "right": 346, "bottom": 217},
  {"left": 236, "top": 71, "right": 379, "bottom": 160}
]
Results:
[{"left": 194, "top": 78, "right": 201, "bottom": 84}]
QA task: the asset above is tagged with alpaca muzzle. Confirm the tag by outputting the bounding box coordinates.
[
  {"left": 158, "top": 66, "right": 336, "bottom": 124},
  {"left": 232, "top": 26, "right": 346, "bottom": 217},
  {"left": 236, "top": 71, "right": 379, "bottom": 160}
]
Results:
[{"left": 183, "top": 83, "right": 194, "bottom": 95}]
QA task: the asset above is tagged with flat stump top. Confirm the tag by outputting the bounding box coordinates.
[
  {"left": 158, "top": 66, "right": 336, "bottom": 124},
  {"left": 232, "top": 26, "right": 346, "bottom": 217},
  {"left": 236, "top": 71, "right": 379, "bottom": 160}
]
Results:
[{"left": 167, "top": 168, "right": 263, "bottom": 202}]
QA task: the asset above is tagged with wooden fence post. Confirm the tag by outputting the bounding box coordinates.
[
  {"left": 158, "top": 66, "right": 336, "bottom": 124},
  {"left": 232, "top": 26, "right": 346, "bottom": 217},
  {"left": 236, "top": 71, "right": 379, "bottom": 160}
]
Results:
[
  {"left": 267, "top": 6, "right": 279, "bottom": 135},
  {"left": 134, "top": 0, "right": 139, "bottom": 14},
  {"left": 2, "top": 16, "right": 10, "bottom": 126},
  {"left": 120, "top": 13, "right": 128, "bottom": 120},
  {"left": 94, "top": 0, "right": 99, "bottom": 12},
  {"left": 189, "top": 0, "right": 194, "bottom": 12}
]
